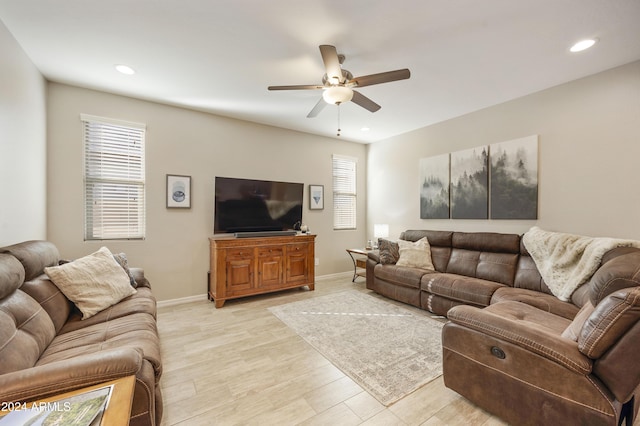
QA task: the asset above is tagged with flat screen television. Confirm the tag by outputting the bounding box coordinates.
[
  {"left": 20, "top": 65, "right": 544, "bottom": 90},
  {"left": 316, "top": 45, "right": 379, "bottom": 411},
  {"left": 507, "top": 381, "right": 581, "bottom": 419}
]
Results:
[{"left": 214, "top": 176, "right": 304, "bottom": 234}]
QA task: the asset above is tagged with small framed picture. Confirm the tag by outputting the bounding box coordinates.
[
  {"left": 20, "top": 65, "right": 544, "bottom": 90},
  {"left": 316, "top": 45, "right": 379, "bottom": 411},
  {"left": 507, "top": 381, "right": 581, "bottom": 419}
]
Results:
[
  {"left": 309, "top": 185, "right": 324, "bottom": 210},
  {"left": 167, "top": 175, "right": 191, "bottom": 208}
]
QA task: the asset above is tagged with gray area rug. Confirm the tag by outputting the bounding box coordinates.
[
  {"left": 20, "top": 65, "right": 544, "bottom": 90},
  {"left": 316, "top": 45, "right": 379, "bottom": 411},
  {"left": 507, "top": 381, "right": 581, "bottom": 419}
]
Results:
[{"left": 269, "top": 290, "right": 444, "bottom": 406}]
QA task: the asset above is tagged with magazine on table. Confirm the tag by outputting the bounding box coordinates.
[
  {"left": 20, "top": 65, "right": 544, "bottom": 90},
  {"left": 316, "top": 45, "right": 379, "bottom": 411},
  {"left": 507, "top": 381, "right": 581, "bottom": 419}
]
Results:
[{"left": 0, "top": 384, "right": 113, "bottom": 426}]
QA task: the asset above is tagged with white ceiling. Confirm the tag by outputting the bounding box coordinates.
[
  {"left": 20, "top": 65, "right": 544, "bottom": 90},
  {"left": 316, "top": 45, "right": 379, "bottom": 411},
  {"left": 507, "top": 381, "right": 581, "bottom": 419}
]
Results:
[{"left": 1, "top": 0, "right": 639, "bottom": 143}]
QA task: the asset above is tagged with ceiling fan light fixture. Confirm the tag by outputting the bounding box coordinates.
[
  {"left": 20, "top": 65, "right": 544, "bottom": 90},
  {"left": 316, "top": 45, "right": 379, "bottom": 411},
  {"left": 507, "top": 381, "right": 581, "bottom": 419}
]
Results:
[{"left": 323, "top": 86, "right": 353, "bottom": 105}]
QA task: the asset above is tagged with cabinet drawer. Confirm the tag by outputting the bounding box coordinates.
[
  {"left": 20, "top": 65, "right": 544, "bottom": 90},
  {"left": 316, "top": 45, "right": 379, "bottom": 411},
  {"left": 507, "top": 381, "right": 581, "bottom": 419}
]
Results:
[
  {"left": 258, "top": 247, "right": 284, "bottom": 257},
  {"left": 226, "top": 248, "right": 254, "bottom": 259},
  {"left": 287, "top": 243, "right": 308, "bottom": 254}
]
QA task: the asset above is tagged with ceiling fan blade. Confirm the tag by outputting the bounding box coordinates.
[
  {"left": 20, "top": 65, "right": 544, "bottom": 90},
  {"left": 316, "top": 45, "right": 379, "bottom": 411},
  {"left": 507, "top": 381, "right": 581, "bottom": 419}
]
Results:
[
  {"left": 268, "top": 84, "right": 324, "bottom": 91},
  {"left": 351, "top": 69, "right": 410, "bottom": 88},
  {"left": 351, "top": 90, "right": 381, "bottom": 113},
  {"left": 307, "top": 97, "right": 327, "bottom": 118},
  {"left": 319, "top": 45, "right": 344, "bottom": 84}
]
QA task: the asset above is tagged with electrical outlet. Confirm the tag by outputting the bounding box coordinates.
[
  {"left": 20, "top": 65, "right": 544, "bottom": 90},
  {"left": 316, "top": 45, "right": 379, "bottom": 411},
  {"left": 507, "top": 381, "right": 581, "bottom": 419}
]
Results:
[{"left": 315, "top": 258, "right": 320, "bottom": 266}]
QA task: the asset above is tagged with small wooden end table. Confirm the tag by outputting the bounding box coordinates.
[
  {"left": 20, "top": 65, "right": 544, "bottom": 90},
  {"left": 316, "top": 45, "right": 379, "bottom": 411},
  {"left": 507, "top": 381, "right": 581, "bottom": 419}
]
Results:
[{"left": 346, "top": 248, "right": 371, "bottom": 282}]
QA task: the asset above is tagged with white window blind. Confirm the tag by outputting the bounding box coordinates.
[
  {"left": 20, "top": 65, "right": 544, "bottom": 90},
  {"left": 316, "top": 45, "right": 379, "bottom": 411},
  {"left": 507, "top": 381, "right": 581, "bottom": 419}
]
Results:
[
  {"left": 332, "top": 154, "right": 357, "bottom": 230},
  {"left": 82, "top": 114, "right": 146, "bottom": 240}
]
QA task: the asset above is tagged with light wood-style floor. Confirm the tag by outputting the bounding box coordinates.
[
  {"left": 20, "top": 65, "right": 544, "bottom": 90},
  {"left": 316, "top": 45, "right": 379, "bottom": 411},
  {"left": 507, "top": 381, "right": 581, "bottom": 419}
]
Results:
[{"left": 156, "top": 275, "right": 635, "bottom": 426}]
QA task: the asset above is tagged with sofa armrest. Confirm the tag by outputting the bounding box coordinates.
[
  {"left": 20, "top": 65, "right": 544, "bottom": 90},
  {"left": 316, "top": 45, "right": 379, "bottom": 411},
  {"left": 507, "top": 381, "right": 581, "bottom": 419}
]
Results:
[
  {"left": 447, "top": 305, "right": 592, "bottom": 375},
  {"left": 0, "top": 347, "right": 142, "bottom": 403},
  {"left": 367, "top": 251, "right": 380, "bottom": 263}
]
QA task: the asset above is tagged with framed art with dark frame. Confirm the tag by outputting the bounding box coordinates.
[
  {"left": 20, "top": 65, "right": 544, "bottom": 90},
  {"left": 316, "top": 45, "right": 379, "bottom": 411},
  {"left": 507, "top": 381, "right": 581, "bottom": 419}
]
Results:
[
  {"left": 166, "top": 174, "right": 191, "bottom": 208},
  {"left": 309, "top": 184, "right": 324, "bottom": 210}
]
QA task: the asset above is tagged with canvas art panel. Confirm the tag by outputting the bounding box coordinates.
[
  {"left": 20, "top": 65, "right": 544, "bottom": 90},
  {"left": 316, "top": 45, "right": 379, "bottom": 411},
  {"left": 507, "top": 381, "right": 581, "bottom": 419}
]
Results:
[
  {"left": 450, "top": 146, "right": 488, "bottom": 219},
  {"left": 490, "top": 135, "right": 538, "bottom": 219},
  {"left": 419, "top": 154, "right": 450, "bottom": 219}
]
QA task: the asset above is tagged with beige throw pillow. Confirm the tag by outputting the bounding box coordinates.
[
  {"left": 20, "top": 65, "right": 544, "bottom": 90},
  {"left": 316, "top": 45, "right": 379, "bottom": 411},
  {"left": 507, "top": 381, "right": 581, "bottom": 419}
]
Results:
[
  {"left": 396, "top": 237, "right": 435, "bottom": 270},
  {"left": 45, "top": 247, "right": 136, "bottom": 319}
]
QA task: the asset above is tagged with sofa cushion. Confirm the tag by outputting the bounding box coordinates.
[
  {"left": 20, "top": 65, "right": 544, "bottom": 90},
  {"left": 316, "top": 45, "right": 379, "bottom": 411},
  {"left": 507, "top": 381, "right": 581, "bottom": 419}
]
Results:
[
  {"left": 377, "top": 238, "right": 399, "bottom": 265},
  {"left": 374, "top": 264, "right": 431, "bottom": 289},
  {"left": 587, "top": 251, "right": 640, "bottom": 306},
  {"left": 59, "top": 287, "right": 157, "bottom": 334},
  {"left": 578, "top": 287, "right": 640, "bottom": 359},
  {"left": 1, "top": 241, "right": 59, "bottom": 281},
  {"left": 514, "top": 245, "right": 550, "bottom": 294},
  {"left": 0, "top": 290, "right": 56, "bottom": 374},
  {"left": 491, "top": 287, "right": 579, "bottom": 320},
  {"left": 422, "top": 273, "right": 505, "bottom": 307},
  {"left": 0, "top": 253, "right": 25, "bottom": 300},
  {"left": 19, "top": 274, "right": 73, "bottom": 334},
  {"left": 37, "top": 312, "right": 162, "bottom": 379},
  {"left": 44, "top": 247, "right": 136, "bottom": 319},
  {"left": 396, "top": 238, "right": 435, "bottom": 270},
  {"left": 561, "top": 301, "right": 595, "bottom": 341}
]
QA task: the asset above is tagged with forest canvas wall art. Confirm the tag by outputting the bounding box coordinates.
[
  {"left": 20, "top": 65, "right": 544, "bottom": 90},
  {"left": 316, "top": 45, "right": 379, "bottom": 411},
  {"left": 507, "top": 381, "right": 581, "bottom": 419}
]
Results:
[
  {"left": 450, "top": 147, "right": 488, "bottom": 219},
  {"left": 490, "top": 135, "right": 538, "bottom": 219},
  {"left": 419, "top": 154, "right": 450, "bottom": 219}
]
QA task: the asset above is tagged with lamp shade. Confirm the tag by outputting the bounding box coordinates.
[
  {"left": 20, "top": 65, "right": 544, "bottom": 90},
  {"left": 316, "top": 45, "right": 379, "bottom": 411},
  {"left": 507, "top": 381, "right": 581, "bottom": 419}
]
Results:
[
  {"left": 322, "top": 86, "right": 353, "bottom": 105},
  {"left": 374, "top": 224, "right": 389, "bottom": 239}
]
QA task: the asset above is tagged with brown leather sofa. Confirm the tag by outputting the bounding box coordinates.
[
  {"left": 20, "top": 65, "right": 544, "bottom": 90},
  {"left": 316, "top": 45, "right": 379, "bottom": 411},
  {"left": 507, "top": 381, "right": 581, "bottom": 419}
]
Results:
[
  {"left": 0, "top": 241, "right": 162, "bottom": 426},
  {"left": 366, "top": 230, "right": 640, "bottom": 425}
]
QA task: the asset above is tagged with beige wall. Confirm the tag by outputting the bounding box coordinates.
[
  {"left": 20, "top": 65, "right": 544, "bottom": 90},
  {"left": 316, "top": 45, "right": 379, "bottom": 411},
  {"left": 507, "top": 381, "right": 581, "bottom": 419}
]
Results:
[
  {"left": 367, "top": 61, "right": 640, "bottom": 241},
  {"left": 0, "top": 20, "right": 47, "bottom": 245},
  {"left": 46, "top": 83, "right": 367, "bottom": 301}
]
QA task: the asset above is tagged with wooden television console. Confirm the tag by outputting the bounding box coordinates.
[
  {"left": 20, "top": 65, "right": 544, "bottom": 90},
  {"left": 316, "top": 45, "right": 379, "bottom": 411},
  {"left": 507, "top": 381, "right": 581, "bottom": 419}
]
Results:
[{"left": 208, "top": 234, "right": 315, "bottom": 307}]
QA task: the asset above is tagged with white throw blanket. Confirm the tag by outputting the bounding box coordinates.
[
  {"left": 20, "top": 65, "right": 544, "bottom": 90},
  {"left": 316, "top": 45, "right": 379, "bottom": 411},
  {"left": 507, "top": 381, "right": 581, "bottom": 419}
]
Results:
[{"left": 522, "top": 226, "right": 640, "bottom": 301}]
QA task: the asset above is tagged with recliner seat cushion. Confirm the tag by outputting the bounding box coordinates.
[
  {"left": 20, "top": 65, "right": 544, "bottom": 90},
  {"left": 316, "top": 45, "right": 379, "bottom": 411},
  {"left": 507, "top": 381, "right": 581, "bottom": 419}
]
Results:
[
  {"left": 422, "top": 273, "right": 505, "bottom": 307},
  {"left": 37, "top": 312, "right": 161, "bottom": 379},
  {"left": 491, "top": 287, "right": 579, "bottom": 320},
  {"left": 374, "top": 264, "right": 431, "bottom": 289}
]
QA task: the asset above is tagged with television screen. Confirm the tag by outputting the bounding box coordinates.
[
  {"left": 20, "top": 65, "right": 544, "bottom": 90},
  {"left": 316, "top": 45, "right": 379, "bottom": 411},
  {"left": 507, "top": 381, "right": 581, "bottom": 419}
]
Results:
[{"left": 214, "top": 176, "right": 304, "bottom": 234}]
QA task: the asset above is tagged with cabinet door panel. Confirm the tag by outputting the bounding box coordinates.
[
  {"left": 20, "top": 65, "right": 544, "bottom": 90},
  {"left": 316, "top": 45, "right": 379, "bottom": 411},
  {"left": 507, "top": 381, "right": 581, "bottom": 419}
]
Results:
[
  {"left": 286, "top": 244, "right": 309, "bottom": 283},
  {"left": 258, "top": 248, "right": 284, "bottom": 288},
  {"left": 226, "top": 258, "right": 254, "bottom": 294}
]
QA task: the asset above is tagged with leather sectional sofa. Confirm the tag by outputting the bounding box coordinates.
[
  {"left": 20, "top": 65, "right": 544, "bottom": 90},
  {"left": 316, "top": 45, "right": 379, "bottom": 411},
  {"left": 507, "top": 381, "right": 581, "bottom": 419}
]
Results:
[
  {"left": 0, "top": 241, "right": 162, "bottom": 426},
  {"left": 366, "top": 229, "right": 640, "bottom": 426}
]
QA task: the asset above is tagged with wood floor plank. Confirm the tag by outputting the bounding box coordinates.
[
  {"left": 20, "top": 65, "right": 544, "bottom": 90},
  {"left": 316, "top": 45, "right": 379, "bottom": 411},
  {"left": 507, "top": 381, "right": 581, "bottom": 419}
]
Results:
[{"left": 158, "top": 275, "right": 639, "bottom": 425}]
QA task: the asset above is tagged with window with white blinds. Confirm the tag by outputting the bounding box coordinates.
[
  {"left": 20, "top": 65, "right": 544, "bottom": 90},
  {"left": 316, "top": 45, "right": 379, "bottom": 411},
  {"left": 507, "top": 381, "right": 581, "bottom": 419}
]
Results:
[
  {"left": 82, "top": 114, "right": 146, "bottom": 240},
  {"left": 332, "top": 154, "right": 357, "bottom": 230}
]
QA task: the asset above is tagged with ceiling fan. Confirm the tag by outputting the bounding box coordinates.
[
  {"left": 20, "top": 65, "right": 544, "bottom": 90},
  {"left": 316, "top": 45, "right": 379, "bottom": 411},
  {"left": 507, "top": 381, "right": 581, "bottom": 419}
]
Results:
[{"left": 268, "top": 45, "right": 410, "bottom": 118}]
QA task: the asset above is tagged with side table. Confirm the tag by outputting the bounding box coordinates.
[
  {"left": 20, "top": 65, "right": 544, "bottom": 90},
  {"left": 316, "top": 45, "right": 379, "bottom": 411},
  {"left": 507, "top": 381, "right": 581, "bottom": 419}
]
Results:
[{"left": 346, "top": 248, "right": 372, "bottom": 282}]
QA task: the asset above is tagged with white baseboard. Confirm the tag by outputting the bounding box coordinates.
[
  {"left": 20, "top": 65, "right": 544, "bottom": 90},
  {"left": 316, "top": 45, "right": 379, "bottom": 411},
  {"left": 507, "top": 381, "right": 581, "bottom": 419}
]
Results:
[
  {"left": 156, "top": 271, "right": 355, "bottom": 308},
  {"left": 157, "top": 293, "right": 208, "bottom": 308}
]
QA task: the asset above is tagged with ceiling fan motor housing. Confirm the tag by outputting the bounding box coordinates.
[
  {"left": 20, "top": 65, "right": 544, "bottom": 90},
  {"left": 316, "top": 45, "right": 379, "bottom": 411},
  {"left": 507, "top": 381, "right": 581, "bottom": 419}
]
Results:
[{"left": 322, "top": 69, "right": 353, "bottom": 86}]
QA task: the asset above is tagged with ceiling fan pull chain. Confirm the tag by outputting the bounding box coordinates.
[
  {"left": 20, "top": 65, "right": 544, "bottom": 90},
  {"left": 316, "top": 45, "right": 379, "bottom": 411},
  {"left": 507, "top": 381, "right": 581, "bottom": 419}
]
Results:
[{"left": 337, "top": 104, "right": 341, "bottom": 137}]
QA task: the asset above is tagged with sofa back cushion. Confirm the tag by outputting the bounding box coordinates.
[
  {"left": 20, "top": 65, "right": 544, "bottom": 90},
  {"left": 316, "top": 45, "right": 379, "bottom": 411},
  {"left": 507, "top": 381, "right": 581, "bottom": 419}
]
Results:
[
  {"left": 1, "top": 241, "right": 60, "bottom": 281},
  {"left": 20, "top": 275, "right": 72, "bottom": 334},
  {"left": 0, "top": 253, "right": 56, "bottom": 374},
  {"left": 0, "top": 253, "right": 24, "bottom": 299},
  {"left": 400, "top": 230, "right": 453, "bottom": 271},
  {"left": 578, "top": 286, "right": 640, "bottom": 359},
  {"left": 514, "top": 241, "right": 551, "bottom": 294},
  {"left": 446, "top": 232, "right": 520, "bottom": 286},
  {"left": 587, "top": 251, "right": 640, "bottom": 306}
]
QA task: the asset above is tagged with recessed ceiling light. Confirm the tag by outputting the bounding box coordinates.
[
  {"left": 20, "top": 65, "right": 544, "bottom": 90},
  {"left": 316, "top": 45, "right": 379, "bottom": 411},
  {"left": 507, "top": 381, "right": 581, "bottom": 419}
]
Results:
[
  {"left": 570, "top": 39, "right": 597, "bottom": 53},
  {"left": 115, "top": 64, "right": 135, "bottom": 75}
]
